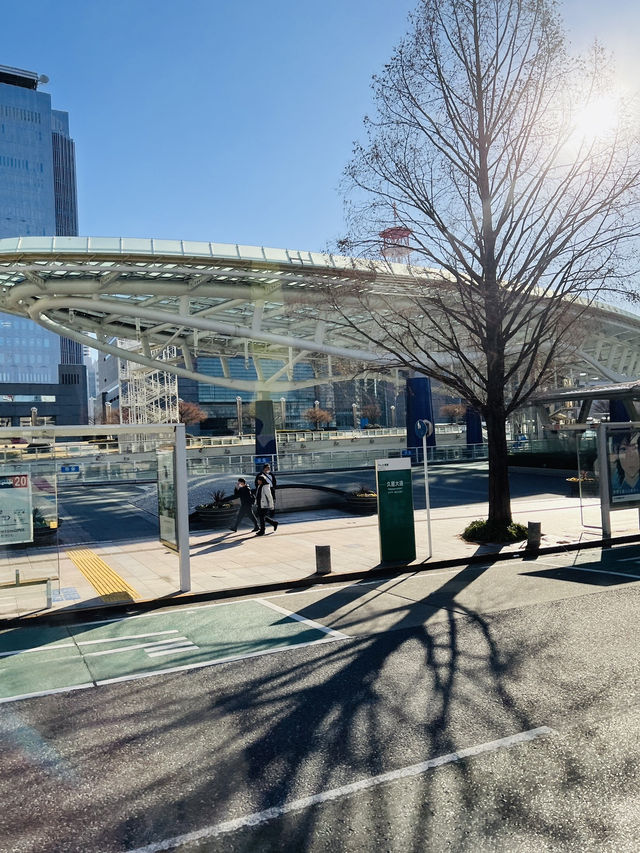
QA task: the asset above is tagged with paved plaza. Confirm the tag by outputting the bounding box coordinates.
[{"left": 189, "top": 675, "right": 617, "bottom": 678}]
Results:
[{"left": 2, "top": 477, "right": 640, "bottom": 622}]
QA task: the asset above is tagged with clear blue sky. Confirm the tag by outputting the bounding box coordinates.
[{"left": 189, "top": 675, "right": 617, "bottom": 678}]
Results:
[{"left": 2, "top": 0, "right": 638, "bottom": 253}]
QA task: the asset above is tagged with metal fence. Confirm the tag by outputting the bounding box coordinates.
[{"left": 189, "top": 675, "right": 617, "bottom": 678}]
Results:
[{"left": 0, "top": 435, "right": 592, "bottom": 485}]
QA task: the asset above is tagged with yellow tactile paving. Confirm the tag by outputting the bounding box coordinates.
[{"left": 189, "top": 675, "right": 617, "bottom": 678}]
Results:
[{"left": 65, "top": 548, "right": 139, "bottom": 603}]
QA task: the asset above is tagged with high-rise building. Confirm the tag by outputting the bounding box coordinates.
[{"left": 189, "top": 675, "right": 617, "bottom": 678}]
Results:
[{"left": 0, "top": 63, "right": 86, "bottom": 426}]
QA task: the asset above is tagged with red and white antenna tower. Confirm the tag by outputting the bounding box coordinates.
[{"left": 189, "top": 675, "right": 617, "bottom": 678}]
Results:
[{"left": 379, "top": 206, "right": 412, "bottom": 263}]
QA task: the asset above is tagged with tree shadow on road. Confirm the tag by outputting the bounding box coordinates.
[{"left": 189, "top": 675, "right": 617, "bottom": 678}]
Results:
[{"left": 4, "top": 563, "right": 639, "bottom": 853}]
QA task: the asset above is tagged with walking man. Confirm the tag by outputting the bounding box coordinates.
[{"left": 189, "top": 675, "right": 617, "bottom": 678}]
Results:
[
  {"left": 230, "top": 478, "right": 259, "bottom": 533},
  {"left": 255, "top": 474, "right": 278, "bottom": 535}
]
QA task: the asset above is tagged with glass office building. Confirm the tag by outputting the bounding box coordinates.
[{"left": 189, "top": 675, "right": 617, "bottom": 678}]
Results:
[{"left": 0, "top": 64, "right": 86, "bottom": 424}]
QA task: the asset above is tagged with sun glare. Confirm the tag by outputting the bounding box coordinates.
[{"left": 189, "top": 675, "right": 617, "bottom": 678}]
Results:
[{"left": 573, "top": 95, "right": 619, "bottom": 143}]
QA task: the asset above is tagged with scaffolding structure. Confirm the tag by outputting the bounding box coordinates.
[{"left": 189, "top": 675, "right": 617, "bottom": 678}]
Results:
[{"left": 118, "top": 341, "right": 179, "bottom": 425}]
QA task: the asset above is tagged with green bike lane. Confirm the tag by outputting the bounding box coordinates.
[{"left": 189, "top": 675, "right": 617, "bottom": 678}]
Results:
[{"left": 0, "top": 599, "right": 349, "bottom": 704}]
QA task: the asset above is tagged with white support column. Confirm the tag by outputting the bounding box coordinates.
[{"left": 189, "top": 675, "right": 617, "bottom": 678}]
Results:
[
  {"left": 598, "top": 422, "right": 611, "bottom": 541},
  {"left": 174, "top": 423, "right": 191, "bottom": 592}
]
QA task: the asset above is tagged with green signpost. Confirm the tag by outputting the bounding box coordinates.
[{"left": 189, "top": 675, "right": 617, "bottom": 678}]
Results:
[{"left": 375, "top": 458, "right": 416, "bottom": 563}]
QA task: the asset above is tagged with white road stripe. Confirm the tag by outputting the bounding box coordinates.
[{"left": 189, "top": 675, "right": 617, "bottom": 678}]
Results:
[
  {"left": 617, "top": 556, "right": 640, "bottom": 563},
  {"left": 85, "top": 637, "right": 190, "bottom": 657},
  {"left": 76, "top": 630, "right": 179, "bottom": 646},
  {"left": 256, "top": 598, "right": 350, "bottom": 639},
  {"left": 0, "top": 630, "right": 181, "bottom": 659},
  {"left": 96, "top": 634, "right": 344, "bottom": 687},
  {"left": 146, "top": 643, "right": 198, "bottom": 658},
  {"left": 0, "top": 643, "right": 76, "bottom": 658},
  {"left": 145, "top": 640, "right": 194, "bottom": 651},
  {"left": 0, "top": 683, "right": 95, "bottom": 705},
  {"left": 564, "top": 565, "right": 640, "bottom": 581},
  {"left": 124, "top": 726, "right": 556, "bottom": 853}
]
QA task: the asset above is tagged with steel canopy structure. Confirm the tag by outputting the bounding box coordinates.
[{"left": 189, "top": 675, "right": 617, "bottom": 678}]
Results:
[{"left": 0, "top": 236, "right": 639, "bottom": 397}]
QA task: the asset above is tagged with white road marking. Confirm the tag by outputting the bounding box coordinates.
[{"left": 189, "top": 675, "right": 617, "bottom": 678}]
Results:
[
  {"left": 564, "top": 565, "right": 640, "bottom": 581},
  {"left": 76, "top": 630, "right": 179, "bottom": 646},
  {"left": 256, "top": 598, "right": 350, "bottom": 639},
  {"left": 146, "top": 641, "right": 198, "bottom": 658},
  {"left": 0, "top": 630, "right": 181, "bottom": 659},
  {"left": 0, "top": 683, "right": 95, "bottom": 705},
  {"left": 0, "top": 643, "right": 75, "bottom": 658},
  {"left": 124, "top": 726, "right": 556, "bottom": 853},
  {"left": 0, "top": 634, "right": 345, "bottom": 705},
  {"left": 85, "top": 637, "right": 192, "bottom": 657},
  {"left": 95, "top": 635, "right": 344, "bottom": 687},
  {"left": 617, "top": 556, "right": 640, "bottom": 563}
]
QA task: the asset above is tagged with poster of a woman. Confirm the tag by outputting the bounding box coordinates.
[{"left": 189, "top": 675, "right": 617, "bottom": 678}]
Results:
[{"left": 610, "top": 429, "right": 640, "bottom": 504}]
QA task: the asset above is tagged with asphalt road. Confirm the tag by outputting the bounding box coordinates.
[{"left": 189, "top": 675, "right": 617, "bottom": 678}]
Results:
[
  {"left": 57, "top": 484, "right": 159, "bottom": 544},
  {"left": 2, "top": 554, "right": 640, "bottom": 852}
]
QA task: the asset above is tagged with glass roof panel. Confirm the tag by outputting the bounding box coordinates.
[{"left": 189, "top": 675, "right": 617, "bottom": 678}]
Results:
[
  {"left": 52, "top": 236, "right": 85, "bottom": 251},
  {"left": 152, "top": 239, "right": 185, "bottom": 255},
  {"left": 210, "top": 243, "right": 240, "bottom": 259},
  {"left": 121, "top": 238, "right": 154, "bottom": 254},
  {"left": 237, "top": 245, "right": 265, "bottom": 261},
  {"left": 182, "top": 241, "right": 212, "bottom": 256},
  {"left": 18, "top": 237, "right": 54, "bottom": 251},
  {"left": 88, "top": 237, "right": 122, "bottom": 252},
  {"left": 263, "top": 247, "right": 289, "bottom": 263}
]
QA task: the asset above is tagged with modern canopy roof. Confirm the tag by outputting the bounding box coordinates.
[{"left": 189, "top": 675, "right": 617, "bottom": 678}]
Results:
[{"left": 0, "top": 236, "right": 639, "bottom": 395}]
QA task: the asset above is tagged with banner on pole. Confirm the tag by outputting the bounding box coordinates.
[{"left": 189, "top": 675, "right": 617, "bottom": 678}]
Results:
[{"left": 375, "top": 458, "right": 416, "bottom": 563}]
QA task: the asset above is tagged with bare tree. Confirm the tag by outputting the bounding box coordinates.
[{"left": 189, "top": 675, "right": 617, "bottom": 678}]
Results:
[
  {"left": 303, "top": 406, "right": 333, "bottom": 430},
  {"left": 178, "top": 400, "right": 208, "bottom": 425},
  {"left": 330, "top": 0, "right": 640, "bottom": 533},
  {"left": 440, "top": 403, "right": 467, "bottom": 424},
  {"left": 361, "top": 402, "right": 382, "bottom": 424}
]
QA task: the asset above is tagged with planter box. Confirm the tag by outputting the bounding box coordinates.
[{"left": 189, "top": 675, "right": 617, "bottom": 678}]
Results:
[
  {"left": 567, "top": 480, "right": 599, "bottom": 498},
  {"left": 195, "top": 506, "right": 236, "bottom": 527},
  {"left": 344, "top": 494, "right": 378, "bottom": 515}
]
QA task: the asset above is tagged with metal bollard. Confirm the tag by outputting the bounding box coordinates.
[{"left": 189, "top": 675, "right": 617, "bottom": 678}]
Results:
[
  {"left": 527, "top": 521, "right": 541, "bottom": 550},
  {"left": 45, "top": 579, "right": 53, "bottom": 609},
  {"left": 15, "top": 568, "right": 20, "bottom": 586},
  {"left": 315, "top": 545, "right": 332, "bottom": 575}
]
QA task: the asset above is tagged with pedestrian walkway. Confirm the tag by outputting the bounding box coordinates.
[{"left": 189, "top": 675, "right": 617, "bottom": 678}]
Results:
[{"left": 1, "top": 493, "right": 639, "bottom": 621}]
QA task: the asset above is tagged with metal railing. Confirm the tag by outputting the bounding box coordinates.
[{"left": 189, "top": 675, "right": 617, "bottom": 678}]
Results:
[{"left": 0, "top": 435, "right": 591, "bottom": 485}]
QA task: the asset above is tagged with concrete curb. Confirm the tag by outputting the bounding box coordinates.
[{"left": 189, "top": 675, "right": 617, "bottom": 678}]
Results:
[{"left": 3, "top": 531, "right": 640, "bottom": 630}]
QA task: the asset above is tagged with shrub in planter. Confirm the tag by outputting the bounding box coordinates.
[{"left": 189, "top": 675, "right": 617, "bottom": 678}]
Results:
[
  {"left": 345, "top": 486, "right": 378, "bottom": 515},
  {"left": 566, "top": 475, "right": 598, "bottom": 497},
  {"left": 462, "top": 519, "right": 528, "bottom": 544},
  {"left": 31, "top": 507, "right": 59, "bottom": 542},
  {"left": 195, "top": 490, "right": 236, "bottom": 526}
]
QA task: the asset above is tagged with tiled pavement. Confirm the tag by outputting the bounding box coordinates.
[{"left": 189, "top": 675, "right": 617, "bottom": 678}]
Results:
[{"left": 1, "top": 494, "right": 638, "bottom": 621}]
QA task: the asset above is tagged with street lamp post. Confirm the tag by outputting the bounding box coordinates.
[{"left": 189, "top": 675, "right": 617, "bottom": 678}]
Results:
[
  {"left": 314, "top": 400, "right": 320, "bottom": 430},
  {"left": 352, "top": 402, "right": 358, "bottom": 430},
  {"left": 390, "top": 404, "right": 396, "bottom": 428},
  {"left": 30, "top": 407, "right": 38, "bottom": 427},
  {"left": 236, "top": 396, "right": 243, "bottom": 437},
  {"left": 280, "top": 397, "right": 286, "bottom": 429}
]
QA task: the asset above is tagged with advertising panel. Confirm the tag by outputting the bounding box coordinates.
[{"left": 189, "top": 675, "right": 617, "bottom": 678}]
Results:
[
  {"left": 608, "top": 425, "right": 640, "bottom": 506},
  {"left": 0, "top": 472, "right": 33, "bottom": 544},
  {"left": 157, "top": 449, "right": 178, "bottom": 550}
]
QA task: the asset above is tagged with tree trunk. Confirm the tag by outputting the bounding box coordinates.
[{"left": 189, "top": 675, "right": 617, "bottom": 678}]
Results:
[
  {"left": 485, "top": 404, "right": 512, "bottom": 526},
  {"left": 483, "top": 266, "right": 512, "bottom": 527}
]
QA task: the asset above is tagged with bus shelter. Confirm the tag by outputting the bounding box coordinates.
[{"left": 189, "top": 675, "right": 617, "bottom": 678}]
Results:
[{"left": 0, "top": 423, "right": 190, "bottom": 613}]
